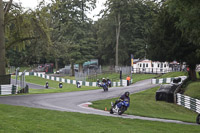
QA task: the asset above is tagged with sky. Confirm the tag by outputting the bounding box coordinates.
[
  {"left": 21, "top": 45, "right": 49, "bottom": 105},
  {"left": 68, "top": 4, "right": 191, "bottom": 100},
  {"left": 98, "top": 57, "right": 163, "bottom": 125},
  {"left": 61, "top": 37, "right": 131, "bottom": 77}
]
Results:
[{"left": 10, "top": 0, "right": 106, "bottom": 21}]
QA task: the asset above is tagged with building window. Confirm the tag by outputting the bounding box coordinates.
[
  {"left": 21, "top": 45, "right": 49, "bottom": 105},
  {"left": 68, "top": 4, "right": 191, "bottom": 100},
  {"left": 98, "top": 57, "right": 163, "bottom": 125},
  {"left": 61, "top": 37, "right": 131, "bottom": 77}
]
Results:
[
  {"left": 152, "top": 64, "right": 154, "bottom": 67},
  {"left": 140, "top": 64, "right": 142, "bottom": 67},
  {"left": 143, "top": 63, "right": 145, "bottom": 68},
  {"left": 146, "top": 64, "right": 148, "bottom": 67},
  {"left": 158, "top": 64, "right": 160, "bottom": 67},
  {"left": 164, "top": 64, "right": 166, "bottom": 67}
]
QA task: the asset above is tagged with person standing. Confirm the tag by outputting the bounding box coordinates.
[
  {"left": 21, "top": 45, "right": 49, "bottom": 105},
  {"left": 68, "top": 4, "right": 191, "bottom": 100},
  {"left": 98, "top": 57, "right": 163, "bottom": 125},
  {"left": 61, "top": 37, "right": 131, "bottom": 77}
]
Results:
[{"left": 126, "top": 75, "right": 131, "bottom": 86}]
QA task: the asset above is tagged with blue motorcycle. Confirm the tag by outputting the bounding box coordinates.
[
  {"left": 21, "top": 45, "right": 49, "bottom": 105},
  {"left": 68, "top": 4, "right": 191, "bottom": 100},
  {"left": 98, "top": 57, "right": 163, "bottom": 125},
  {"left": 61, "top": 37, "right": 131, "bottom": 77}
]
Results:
[
  {"left": 102, "top": 83, "right": 108, "bottom": 91},
  {"left": 110, "top": 99, "right": 129, "bottom": 115},
  {"left": 107, "top": 80, "right": 111, "bottom": 87},
  {"left": 98, "top": 82, "right": 108, "bottom": 91}
]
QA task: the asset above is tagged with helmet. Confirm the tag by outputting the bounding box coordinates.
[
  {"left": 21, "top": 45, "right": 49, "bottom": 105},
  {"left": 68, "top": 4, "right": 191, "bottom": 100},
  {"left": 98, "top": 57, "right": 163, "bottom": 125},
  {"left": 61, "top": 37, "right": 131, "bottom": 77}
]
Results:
[
  {"left": 102, "top": 78, "right": 105, "bottom": 80},
  {"left": 125, "top": 91, "right": 130, "bottom": 97}
]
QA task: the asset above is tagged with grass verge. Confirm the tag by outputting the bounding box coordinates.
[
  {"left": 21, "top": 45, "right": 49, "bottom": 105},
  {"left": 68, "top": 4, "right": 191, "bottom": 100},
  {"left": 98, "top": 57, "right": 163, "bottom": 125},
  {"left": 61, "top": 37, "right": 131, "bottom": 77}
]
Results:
[
  {"left": 0, "top": 104, "right": 199, "bottom": 133},
  {"left": 184, "top": 81, "right": 200, "bottom": 99},
  {"left": 131, "top": 74, "right": 156, "bottom": 83},
  {"left": 21, "top": 76, "right": 98, "bottom": 94},
  {"left": 13, "top": 74, "right": 157, "bottom": 94},
  {"left": 85, "top": 73, "right": 157, "bottom": 82},
  {"left": 158, "top": 71, "right": 188, "bottom": 78},
  {"left": 91, "top": 87, "right": 198, "bottom": 123}
]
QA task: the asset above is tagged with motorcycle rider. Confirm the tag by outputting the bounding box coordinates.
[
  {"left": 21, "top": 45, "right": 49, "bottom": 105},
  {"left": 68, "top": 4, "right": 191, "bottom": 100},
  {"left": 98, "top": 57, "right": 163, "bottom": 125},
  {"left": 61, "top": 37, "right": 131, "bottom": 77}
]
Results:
[
  {"left": 113, "top": 91, "right": 130, "bottom": 106},
  {"left": 106, "top": 78, "right": 111, "bottom": 87},
  {"left": 59, "top": 82, "right": 63, "bottom": 88},
  {"left": 97, "top": 79, "right": 100, "bottom": 87},
  {"left": 45, "top": 81, "right": 49, "bottom": 89},
  {"left": 102, "top": 78, "right": 107, "bottom": 83}
]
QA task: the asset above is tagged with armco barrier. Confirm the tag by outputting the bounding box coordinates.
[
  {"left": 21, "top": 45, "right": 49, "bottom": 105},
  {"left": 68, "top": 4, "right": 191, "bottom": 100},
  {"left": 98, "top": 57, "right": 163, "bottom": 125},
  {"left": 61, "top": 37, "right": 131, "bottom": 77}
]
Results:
[
  {"left": 33, "top": 72, "right": 122, "bottom": 87},
  {"left": 151, "top": 76, "right": 187, "bottom": 84},
  {"left": 0, "top": 85, "right": 17, "bottom": 95},
  {"left": 177, "top": 93, "right": 200, "bottom": 114},
  {"left": 152, "top": 78, "right": 174, "bottom": 84}
]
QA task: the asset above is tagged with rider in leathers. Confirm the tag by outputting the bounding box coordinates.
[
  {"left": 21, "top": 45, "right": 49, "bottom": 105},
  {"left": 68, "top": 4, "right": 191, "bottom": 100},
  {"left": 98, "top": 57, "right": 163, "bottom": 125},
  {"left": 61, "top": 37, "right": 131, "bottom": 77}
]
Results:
[{"left": 114, "top": 91, "right": 130, "bottom": 106}]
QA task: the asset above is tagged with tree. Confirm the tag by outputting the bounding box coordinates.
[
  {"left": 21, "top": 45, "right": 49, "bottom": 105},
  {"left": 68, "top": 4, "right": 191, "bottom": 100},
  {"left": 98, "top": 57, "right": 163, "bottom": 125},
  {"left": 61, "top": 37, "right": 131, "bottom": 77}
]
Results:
[
  {"left": 147, "top": 1, "right": 200, "bottom": 80},
  {"left": 49, "top": 0, "right": 96, "bottom": 73},
  {"left": 103, "top": 0, "right": 127, "bottom": 67},
  {"left": 3, "top": 0, "right": 52, "bottom": 68},
  {"left": 0, "top": 0, "right": 13, "bottom": 75},
  {"left": 0, "top": 0, "right": 6, "bottom": 75},
  {"left": 96, "top": 0, "right": 158, "bottom": 66},
  {"left": 168, "top": 0, "right": 200, "bottom": 47}
]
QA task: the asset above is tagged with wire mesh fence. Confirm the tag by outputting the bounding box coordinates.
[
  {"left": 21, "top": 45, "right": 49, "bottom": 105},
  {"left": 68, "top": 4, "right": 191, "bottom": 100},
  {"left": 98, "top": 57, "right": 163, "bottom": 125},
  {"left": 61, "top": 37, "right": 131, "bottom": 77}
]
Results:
[
  {"left": 15, "top": 69, "right": 26, "bottom": 89},
  {"left": 75, "top": 66, "right": 132, "bottom": 82}
]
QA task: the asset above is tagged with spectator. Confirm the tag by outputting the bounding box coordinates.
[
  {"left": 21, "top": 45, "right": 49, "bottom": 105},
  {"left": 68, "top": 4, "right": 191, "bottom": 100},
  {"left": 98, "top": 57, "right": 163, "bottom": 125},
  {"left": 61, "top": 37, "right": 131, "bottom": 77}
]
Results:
[{"left": 126, "top": 75, "right": 131, "bottom": 86}]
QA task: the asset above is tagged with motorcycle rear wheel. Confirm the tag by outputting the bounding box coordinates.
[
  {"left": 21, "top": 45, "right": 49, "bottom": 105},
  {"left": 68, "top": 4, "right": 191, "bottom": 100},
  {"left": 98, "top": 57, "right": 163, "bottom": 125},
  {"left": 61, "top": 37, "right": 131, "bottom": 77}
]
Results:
[{"left": 118, "top": 106, "right": 127, "bottom": 115}]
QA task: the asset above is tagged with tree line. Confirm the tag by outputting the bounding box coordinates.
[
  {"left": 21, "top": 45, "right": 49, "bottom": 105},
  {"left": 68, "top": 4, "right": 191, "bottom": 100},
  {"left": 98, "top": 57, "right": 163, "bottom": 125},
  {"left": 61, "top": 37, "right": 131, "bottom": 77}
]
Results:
[{"left": 0, "top": 0, "right": 200, "bottom": 80}]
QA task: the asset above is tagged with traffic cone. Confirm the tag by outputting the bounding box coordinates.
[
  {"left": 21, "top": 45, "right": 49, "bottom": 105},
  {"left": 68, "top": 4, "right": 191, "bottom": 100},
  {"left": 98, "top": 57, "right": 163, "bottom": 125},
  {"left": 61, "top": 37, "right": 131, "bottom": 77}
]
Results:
[{"left": 105, "top": 107, "right": 107, "bottom": 111}]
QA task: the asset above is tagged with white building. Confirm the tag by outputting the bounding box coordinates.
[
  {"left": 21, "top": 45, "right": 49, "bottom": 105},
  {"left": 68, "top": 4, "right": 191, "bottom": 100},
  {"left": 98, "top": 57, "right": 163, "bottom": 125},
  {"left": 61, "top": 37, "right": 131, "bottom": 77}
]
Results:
[{"left": 132, "top": 59, "right": 171, "bottom": 74}]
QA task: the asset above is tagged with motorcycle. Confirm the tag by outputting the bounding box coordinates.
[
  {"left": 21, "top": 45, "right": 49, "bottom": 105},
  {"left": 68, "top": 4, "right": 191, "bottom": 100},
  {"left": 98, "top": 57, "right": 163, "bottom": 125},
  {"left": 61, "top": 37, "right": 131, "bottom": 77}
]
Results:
[
  {"left": 98, "top": 82, "right": 108, "bottom": 91},
  {"left": 110, "top": 99, "right": 129, "bottom": 115},
  {"left": 102, "top": 83, "right": 108, "bottom": 91},
  {"left": 59, "top": 82, "right": 63, "bottom": 88},
  {"left": 107, "top": 80, "right": 111, "bottom": 87}
]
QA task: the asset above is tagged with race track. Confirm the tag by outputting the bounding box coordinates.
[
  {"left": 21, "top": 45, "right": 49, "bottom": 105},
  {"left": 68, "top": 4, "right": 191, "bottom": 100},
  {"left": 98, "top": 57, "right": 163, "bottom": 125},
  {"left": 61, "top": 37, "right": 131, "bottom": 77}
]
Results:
[{"left": 0, "top": 79, "right": 197, "bottom": 125}]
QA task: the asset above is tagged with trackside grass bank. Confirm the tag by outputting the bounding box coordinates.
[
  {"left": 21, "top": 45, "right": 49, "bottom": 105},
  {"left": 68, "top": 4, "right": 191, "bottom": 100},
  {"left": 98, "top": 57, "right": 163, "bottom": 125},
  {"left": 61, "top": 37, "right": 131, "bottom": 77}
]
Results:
[
  {"left": 184, "top": 81, "right": 200, "bottom": 99},
  {"left": 12, "top": 75, "right": 108, "bottom": 94},
  {"left": 24, "top": 76, "right": 98, "bottom": 94},
  {"left": 13, "top": 74, "right": 157, "bottom": 94},
  {"left": 91, "top": 87, "right": 198, "bottom": 123},
  {"left": 86, "top": 73, "right": 157, "bottom": 82},
  {"left": 158, "top": 71, "right": 188, "bottom": 78},
  {"left": 0, "top": 104, "right": 199, "bottom": 133}
]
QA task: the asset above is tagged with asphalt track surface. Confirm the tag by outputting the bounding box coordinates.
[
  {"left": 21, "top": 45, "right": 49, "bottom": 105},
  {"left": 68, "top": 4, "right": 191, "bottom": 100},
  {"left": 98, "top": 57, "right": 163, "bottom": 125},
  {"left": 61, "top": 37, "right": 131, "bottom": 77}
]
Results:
[{"left": 0, "top": 79, "right": 197, "bottom": 125}]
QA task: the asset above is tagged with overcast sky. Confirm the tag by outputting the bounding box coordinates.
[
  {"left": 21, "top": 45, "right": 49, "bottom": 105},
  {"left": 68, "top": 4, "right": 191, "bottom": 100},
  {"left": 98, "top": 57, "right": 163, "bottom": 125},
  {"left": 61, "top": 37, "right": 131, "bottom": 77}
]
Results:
[{"left": 10, "top": 0, "right": 106, "bottom": 21}]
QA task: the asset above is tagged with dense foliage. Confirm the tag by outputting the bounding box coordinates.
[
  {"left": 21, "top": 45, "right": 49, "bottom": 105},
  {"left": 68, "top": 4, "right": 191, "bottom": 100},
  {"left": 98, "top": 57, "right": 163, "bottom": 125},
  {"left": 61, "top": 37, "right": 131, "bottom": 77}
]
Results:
[
  {"left": 147, "top": 0, "right": 200, "bottom": 80},
  {"left": 1, "top": 0, "right": 200, "bottom": 80}
]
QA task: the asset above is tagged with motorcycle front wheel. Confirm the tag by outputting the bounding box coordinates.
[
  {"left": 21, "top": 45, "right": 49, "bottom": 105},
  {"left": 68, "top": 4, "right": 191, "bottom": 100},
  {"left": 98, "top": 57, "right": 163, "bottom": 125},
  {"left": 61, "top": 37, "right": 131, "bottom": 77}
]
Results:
[{"left": 110, "top": 108, "right": 114, "bottom": 114}]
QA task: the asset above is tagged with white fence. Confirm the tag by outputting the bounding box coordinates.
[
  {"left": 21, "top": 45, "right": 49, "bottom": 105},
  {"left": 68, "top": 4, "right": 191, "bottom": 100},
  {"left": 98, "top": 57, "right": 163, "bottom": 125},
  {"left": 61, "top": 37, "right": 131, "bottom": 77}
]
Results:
[
  {"left": 177, "top": 93, "right": 200, "bottom": 114},
  {"left": 34, "top": 72, "right": 123, "bottom": 87},
  {"left": 0, "top": 85, "right": 17, "bottom": 95},
  {"left": 151, "top": 76, "right": 187, "bottom": 84}
]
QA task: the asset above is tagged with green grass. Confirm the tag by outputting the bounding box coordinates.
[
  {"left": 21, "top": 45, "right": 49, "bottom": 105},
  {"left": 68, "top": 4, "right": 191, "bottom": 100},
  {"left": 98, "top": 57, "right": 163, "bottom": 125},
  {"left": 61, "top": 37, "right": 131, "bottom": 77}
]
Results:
[
  {"left": 91, "top": 87, "right": 198, "bottom": 123},
  {"left": 18, "top": 76, "right": 98, "bottom": 94},
  {"left": 158, "top": 71, "right": 188, "bottom": 78},
  {"left": 60, "top": 75, "right": 75, "bottom": 80},
  {"left": 131, "top": 74, "right": 157, "bottom": 83},
  {"left": 13, "top": 74, "right": 157, "bottom": 94},
  {"left": 0, "top": 104, "right": 199, "bottom": 133},
  {"left": 87, "top": 73, "right": 157, "bottom": 82},
  {"left": 184, "top": 81, "right": 200, "bottom": 99}
]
